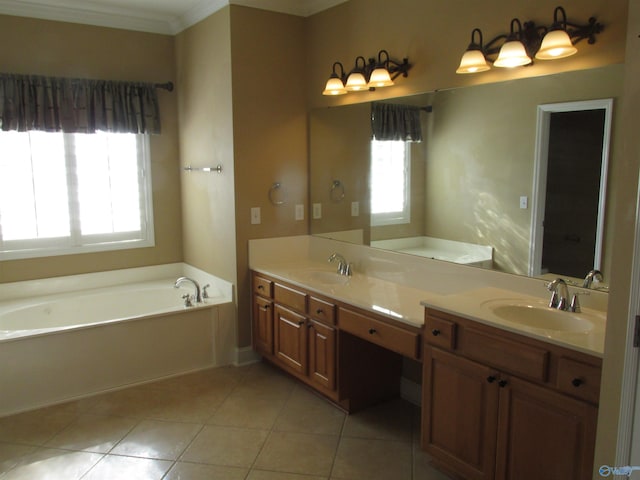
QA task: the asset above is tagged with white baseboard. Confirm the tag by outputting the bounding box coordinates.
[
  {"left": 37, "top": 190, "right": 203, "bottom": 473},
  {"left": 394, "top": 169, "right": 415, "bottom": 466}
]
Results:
[
  {"left": 401, "top": 377, "right": 422, "bottom": 406},
  {"left": 235, "top": 346, "right": 261, "bottom": 366}
]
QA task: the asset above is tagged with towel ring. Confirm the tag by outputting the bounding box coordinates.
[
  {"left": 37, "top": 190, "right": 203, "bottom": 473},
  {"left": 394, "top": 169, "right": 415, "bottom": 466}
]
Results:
[
  {"left": 268, "top": 182, "right": 286, "bottom": 206},
  {"left": 330, "top": 180, "right": 345, "bottom": 203}
]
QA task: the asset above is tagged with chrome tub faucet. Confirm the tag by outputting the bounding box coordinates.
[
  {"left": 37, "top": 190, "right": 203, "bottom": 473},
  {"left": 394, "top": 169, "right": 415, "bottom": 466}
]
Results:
[
  {"left": 174, "top": 276, "right": 202, "bottom": 305},
  {"left": 583, "top": 269, "right": 603, "bottom": 288}
]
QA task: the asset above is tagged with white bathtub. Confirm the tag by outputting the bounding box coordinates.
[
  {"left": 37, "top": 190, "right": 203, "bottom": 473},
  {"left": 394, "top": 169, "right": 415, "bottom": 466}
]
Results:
[{"left": 0, "top": 263, "right": 235, "bottom": 417}]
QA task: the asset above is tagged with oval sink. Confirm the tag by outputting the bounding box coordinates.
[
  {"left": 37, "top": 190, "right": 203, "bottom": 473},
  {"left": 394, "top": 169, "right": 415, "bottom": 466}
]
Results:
[{"left": 485, "top": 303, "right": 594, "bottom": 333}]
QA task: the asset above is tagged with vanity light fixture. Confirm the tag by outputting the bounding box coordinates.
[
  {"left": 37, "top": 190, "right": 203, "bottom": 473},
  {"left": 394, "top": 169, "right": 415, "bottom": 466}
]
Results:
[
  {"left": 456, "top": 5, "right": 603, "bottom": 74},
  {"left": 322, "top": 50, "right": 411, "bottom": 95}
]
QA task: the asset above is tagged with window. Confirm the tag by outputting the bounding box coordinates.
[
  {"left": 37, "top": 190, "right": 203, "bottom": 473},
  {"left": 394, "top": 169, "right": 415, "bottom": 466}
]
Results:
[
  {"left": 370, "top": 139, "right": 411, "bottom": 226},
  {"left": 0, "top": 131, "right": 154, "bottom": 260}
]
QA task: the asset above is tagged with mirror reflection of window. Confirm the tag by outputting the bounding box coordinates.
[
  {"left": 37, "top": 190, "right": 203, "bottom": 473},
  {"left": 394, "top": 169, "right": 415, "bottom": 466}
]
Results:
[{"left": 370, "top": 139, "right": 411, "bottom": 226}]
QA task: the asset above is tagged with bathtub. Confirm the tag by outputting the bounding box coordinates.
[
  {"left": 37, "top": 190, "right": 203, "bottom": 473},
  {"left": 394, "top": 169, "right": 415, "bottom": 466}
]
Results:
[{"left": 0, "top": 263, "right": 235, "bottom": 417}]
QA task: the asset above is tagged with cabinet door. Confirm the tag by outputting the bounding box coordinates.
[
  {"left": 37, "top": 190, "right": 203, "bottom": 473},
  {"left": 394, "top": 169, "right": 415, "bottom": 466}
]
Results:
[
  {"left": 274, "top": 304, "right": 308, "bottom": 375},
  {"left": 308, "top": 320, "right": 336, "bottom": 392},
  {"left": 422, "top": 347, "right": 499, "bottom": 480},
  {"left": 495, "top": 375, "right": 598, "bottom": 480},
  {"left": 253, "top": 295, "right": 273, "bottom": 355}
]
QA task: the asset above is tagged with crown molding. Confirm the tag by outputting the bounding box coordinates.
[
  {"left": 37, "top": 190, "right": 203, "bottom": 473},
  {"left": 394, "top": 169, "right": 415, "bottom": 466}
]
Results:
[{"left": 0, "top": 0, "right": 348, "bottom": 35}]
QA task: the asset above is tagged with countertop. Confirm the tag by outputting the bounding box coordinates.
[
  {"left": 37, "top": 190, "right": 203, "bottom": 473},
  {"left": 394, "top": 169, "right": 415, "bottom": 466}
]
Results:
[{"left": 251, "top": 261, "right": 606, "bottom": 358}]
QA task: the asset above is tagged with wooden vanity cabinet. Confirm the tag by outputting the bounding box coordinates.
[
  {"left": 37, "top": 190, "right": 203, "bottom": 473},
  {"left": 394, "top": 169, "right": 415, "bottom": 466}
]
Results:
[
  {"left": 252, "top": 272, "right": 338, "bottom": 398},
  {"left": 422, "top": 308, "right": 600, "bottom": 480},
  {"left": 252, "top": 274, "right": 273, "bottom": 356}
]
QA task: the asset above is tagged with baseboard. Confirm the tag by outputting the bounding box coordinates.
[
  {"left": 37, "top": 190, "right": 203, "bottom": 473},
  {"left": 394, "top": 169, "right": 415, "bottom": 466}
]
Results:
[
  {"left": 235, "top": 346, "right": 261, "bottom": 366},
  {"left": 400, "top": 377, "right": 422, "bottom": 406}
]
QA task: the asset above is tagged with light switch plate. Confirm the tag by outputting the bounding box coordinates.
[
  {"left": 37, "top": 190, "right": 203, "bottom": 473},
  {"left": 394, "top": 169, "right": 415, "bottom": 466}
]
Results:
[
  {"left": 351, "top": 201, "right": 359, "bottom": 216},
  {"left": 251, "top": 207, "right": 261, "bottom": 224},
  {"left": 313, "top": 203, "right": 322, "bottom": 219},
  {"left": 295, "top": 204, "right": 304, "bottom": 221},
  {"left": 519, "top": 196, "right": 528, "bottom": 209}
]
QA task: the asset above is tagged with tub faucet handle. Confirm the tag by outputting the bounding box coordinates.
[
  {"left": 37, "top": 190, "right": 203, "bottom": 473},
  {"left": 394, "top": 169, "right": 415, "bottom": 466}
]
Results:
[
  {"left": 182, "top": 293, "right": 193, "bottom": 307},
  {"left": 202, "top": 284, "right": 211, "bottom": 299}
]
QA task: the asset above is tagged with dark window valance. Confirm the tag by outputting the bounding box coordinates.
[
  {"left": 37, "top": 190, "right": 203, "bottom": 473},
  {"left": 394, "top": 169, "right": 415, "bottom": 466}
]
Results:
[
  {"left": 371, "top": 102, "right": 423, "bottom": 142},
  {"left": 0, "top": 73, "right": 161, "bottom": 134}
]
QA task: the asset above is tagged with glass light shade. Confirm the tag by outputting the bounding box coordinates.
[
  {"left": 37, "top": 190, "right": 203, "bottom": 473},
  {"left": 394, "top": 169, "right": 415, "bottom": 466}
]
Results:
[
  {"left": 493, "top": 40, "right": 532, "bottom": 68},
  {"left": 322, "top": 76, "right": 347, "bottom": 96},
  {"left": 456, "top": 49, "right": 490, "bottom": 74},
  {"left": 367, "top": 67, "right": 394, "bottom": 87},
  {"left": 345, "top": 72, "right": 368, "bottom": 91},
  {"left": 536, "top": 29, "right": 577, "bottom": 60}
]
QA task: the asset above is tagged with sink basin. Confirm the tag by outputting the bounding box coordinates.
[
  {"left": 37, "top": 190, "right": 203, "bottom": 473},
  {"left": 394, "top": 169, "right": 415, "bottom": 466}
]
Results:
[
  {"left": 483, "top": 301, "right": 595, "bottom": 333},
  {"left": 292, "top": 270, "right": 350, "bottom": 286}
]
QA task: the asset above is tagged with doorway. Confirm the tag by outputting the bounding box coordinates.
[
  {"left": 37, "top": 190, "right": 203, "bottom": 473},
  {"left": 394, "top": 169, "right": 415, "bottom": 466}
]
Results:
[{"left": 530, "top": 99, "right": 613, "bottom": 279}]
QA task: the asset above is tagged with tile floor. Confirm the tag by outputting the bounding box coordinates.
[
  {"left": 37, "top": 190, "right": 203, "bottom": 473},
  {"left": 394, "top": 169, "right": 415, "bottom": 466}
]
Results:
[{"left": 0, "top": 362, "right": 453, "bottom": 479}]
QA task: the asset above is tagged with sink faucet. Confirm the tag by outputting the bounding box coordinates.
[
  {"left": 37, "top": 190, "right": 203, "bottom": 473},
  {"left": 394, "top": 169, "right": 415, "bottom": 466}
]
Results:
[
  {"left": 583, "top": 269, "right": 603, "bottom": 288},
  {"left": 174, "top": 276, "right": 202, "bottom": 303},
  {"left": 547, "top": 278, "right": 569, "bottom": 310},
  {"left": 328, "top": 252, "right": 352, "bottom": 276}
]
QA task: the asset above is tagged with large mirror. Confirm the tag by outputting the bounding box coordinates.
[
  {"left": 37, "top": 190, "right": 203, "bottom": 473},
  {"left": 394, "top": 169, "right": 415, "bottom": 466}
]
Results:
[{"left": 309, "top": 65, "right": 623, "bottom": 287}]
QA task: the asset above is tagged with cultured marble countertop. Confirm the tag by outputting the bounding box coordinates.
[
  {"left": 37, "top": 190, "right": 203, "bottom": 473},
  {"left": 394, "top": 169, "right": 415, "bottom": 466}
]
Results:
[{"left": 251, "top": 262, "right": 606, "bottom": 358}]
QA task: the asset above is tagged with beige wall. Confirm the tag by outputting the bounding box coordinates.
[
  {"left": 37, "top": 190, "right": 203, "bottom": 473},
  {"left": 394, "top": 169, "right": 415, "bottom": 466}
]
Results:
[
  {"left": 175, "top": 9, "right": 237, "bottom": 285},
  {"left": 0, "top": 15, "right": 181, "bottom": 282},
  {"left": 230, "top": 6, "right": 308, "bottom": 347}
]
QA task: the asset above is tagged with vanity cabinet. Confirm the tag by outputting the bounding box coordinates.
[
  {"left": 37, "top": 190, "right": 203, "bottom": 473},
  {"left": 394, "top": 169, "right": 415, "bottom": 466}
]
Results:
[
  {"left": 252, "top": 275, "right": 273, "bottom": 356},
  {"left": 252, "top": 272, "right": 338, "bottom": 398},
  {"left": 422, "top": 308, "right": 600, "bottom": 480}
]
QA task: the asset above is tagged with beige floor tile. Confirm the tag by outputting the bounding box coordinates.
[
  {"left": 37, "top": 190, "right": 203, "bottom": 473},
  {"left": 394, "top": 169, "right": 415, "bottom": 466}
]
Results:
[
  {"left": 414, "top": 446, "right": 454, "bottom": 480},
  {"left": 45, "top": 413, "right": 138, "bottom": 453},
  {"left": 165, "top": 461, "right": 248, "bottom": 480},
  {"left": 0, "top": 408, "right": 78, "bottom": 445},
  {"left": 0, "top": 442, "right": 38, "bottom": 474},
  {"left": 82, "top": 454, "right": 172, "bottom": 480},
  {"left": 89, "top": 385, "right": 163, "bottom": 418},
  {"left": 274, "top": 386, "right": 345, "bottom": 435},
  {"left": 207, "top": 387, "right": 289, "bottom": 429},
  {"left": 253, "top": 431, "right": 339, "bottom": 477},
  {"left": 110, "top": 419, "right": 202, "bottom": 460},
  {"left": 2, "top": 447, "right": 103, "bottom": 480},
  {"left": 152, "top": 366, "right": 247, "bottom": 393},
  {"left": 247, "top": 469, "right": 328, "bottom": 480},
  {"left": 143, "top": 386, "right": 232, "bottom": 423},
  {"left": 180, "top": 425, "right": 269, "bottom": 467},
  {"left": 342, "top": 398, "right": 414, "bottom": 443},
  {"left": 331, "top": 437, "right": 412, "bottom": 480}
]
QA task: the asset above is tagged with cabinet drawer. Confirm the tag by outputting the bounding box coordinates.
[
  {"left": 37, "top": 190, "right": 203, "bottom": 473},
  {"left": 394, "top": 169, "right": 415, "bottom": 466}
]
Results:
[
  {"left": 424, "top": 315, "right": 456, "bottom": 350},
  {"left": 462, "top": 328, "right": 549, "bottom": 382},
  {"left": 556, "top": 357, "right": 601, "bottom": 404},
  {"left": 274, "top": 283, "right": 307, "bottom": 313},
  {"left": 253, "top": 275, "right": 273, "bottom": 298},
  {"left": 339, "top": 308, "right": 419, "bottom": 359},
  {"left": 309, "top": 296, "right": 336, "bottom": 325}
]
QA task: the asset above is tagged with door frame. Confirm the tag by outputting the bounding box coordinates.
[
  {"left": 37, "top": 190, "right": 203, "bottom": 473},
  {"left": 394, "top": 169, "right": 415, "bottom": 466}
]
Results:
[{"left": 529, "top": 98, "right": 614, "bottom": 277}]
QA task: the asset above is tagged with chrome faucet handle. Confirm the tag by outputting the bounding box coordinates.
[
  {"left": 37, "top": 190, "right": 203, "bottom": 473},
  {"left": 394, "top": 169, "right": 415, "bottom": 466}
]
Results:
[
  {"left": 202, "top": 284, "right": 210, "bottom": 299},
  {"left": 569, "top": 294, "right": 581, "bottom": 313},
  {"left": 182, "top": 293, "right": 193, "bottom": 307},
  {"left": 548, "top": 290, "right": 559, "bottom": 308}
]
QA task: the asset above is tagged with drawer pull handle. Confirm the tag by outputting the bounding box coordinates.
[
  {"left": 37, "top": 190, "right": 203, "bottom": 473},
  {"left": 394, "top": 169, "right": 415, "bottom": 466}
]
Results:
[
  {"left": 431, "top": 329, "right": 441, "bottom": 336},
  {"left": 487, "top": 375, "right": 496, "bottom": 383},
  {"left": 571, "top": 378, "right": 583, "bottom": 387},
  {"left": 316, "top": 309, "right": 324, "bottom": 315},
  {"left": 298, "top": 320, "right": 305, "bottom": 326},
  {"left": 498, "top": 380, "right": 508, "bottom": 388},
  {"left": 257, "top": 285, "right": 264, "bottom": 290},
  {"left": 368, "top": 328, "right": 377, "bottom": 335}
]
